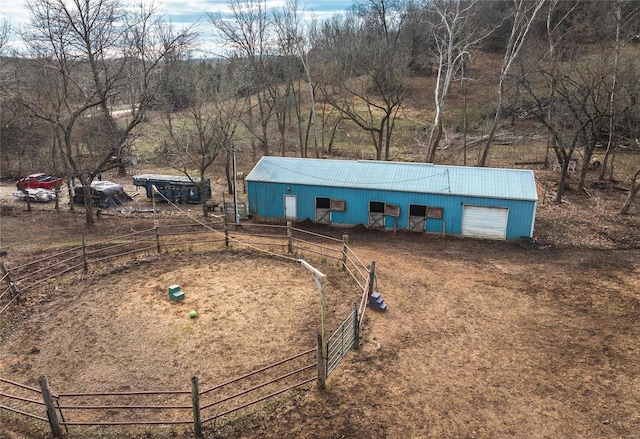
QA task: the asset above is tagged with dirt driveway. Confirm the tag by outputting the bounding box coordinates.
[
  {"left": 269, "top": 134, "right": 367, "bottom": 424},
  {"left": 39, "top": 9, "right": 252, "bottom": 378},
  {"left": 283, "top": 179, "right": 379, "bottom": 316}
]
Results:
[{"left": 0, "top": 179, "right": 639, "bottom": 439}]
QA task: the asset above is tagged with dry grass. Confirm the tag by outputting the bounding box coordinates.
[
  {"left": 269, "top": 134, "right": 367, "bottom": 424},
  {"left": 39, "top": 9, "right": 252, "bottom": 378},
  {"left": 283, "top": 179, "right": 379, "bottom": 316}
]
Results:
[{"left": 0, "top": 171, "right": 639, "bottom": 439}]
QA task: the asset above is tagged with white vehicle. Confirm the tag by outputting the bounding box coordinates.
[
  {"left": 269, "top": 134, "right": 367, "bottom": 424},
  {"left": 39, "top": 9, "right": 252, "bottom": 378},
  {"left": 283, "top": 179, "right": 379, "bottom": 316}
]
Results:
[{"left": 13, "top": 188, "right": 57, "bottom": 203}]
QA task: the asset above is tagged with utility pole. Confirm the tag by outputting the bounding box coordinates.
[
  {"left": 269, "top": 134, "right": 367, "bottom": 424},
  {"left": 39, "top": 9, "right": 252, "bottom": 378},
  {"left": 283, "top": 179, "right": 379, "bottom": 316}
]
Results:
[{"left": 232, "top": 146, "right": 239, "bottom": 224}]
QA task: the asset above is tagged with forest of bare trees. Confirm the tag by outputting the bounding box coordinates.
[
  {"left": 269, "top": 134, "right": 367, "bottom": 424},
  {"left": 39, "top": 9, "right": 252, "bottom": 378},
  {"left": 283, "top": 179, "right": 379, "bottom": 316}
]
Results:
[{"left": 1, "top": 0, "right": 639, "bottom": 222}]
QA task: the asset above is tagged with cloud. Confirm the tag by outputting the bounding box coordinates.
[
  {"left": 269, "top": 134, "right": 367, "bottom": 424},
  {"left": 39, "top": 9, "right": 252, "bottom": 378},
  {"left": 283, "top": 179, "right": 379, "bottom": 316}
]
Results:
[
  {"left": 3, "top": 0, "right": 348, "bottom": 29},
  {"left": 1, "top": 3, "right": 29, "bottom": 28},
  {"left": 159, "top": 0, "right": 348, "bottom": 22},
  {"left": 2, "top": 0, "right": 348, "bottom": 55}
]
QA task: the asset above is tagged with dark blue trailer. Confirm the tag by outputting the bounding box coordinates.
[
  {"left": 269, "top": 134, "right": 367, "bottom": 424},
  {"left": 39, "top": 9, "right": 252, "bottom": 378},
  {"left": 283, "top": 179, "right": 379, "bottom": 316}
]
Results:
[{"left": 132, "top": 174, "right": 212, "bottom": 204}]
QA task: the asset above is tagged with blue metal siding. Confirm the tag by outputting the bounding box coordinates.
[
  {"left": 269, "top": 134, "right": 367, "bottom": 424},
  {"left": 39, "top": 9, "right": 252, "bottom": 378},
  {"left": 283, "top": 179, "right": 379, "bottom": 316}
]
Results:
[{"left": 247, "top": 181, "right": 536, "bottom": 239}]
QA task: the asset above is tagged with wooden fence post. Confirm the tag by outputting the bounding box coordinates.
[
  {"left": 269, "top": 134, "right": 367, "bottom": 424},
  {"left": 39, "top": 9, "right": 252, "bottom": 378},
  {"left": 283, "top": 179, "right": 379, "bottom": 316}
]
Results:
[
  {"left": 81, "top": 236, "right": 88, "bottom": 273},
  {"left": 39, "top": 375, "right": 62, "bottom": 438},
  {"left": 0, "top": 261, "right": 19, "bottom": 299},
  {"left": 223, "top": 192, "right": 230, "bottom": 248},
  {"left": 341, "top": 235, "right": 348, "bottom": 270},
  {"left": 155, "top": 227, "right": 161, "bottom": 254},
  {"left": 367, "top": 260, "right": 376, "bottom": 297},
  {"left": 287, "top": 221, "right": 293, "bottom": 254},
  {"left": 191, "top": 376, "right": 202, "bottom": 439},
  {"left": 317, "top": 333, "right": 326, "bottom": 391},
  {"left": 224, "top": 215, "right": 229, "bottom": 248}
]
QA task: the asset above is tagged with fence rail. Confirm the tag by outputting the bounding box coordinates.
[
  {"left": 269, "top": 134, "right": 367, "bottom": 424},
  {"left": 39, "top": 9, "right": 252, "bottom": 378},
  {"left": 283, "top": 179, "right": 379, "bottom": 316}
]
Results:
[
  {"left": 0, "top": 219, "right": 377, "bottom": 438},
  {"left": 0, "top": 221, "right": 359, "bottom": 314},
  {"left": 342, "top": 245, "right": 370, "bottom": 291},
  {"left": 0, "top": 349, "right": 318, "bottom": 436},
  {"left": 200, "top": 348, "right": 316, "bottom": 424},
  {"left": 0, "top": 377, "right": 48, "bottom": 422}
]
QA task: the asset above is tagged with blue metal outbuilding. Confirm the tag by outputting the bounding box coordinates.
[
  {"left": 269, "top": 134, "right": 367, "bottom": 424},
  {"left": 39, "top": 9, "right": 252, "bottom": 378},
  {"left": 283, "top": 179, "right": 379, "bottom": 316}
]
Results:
[{"left": 245, "top": 157, "right": 538, "bottom": 240}]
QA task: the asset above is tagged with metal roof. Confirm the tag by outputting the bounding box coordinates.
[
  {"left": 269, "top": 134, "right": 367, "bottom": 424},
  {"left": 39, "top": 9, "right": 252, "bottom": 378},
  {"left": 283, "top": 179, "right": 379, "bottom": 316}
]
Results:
[{"left": 246, "top": 157, "right": 538, "bottom": 201}]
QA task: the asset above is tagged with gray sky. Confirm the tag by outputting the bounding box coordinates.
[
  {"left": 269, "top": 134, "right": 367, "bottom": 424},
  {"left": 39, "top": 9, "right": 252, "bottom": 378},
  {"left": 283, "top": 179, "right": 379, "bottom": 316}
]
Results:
[{"left": 2, "top": 0, "right": 351, "bottom": 54}]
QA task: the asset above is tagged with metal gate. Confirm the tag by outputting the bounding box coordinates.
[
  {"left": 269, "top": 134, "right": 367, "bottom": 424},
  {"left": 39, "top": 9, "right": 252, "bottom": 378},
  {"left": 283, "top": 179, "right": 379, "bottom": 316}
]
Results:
[
  {"left": 368, "top": 213, "right": 385, "bottom": 228},
  {"left": 408, "top": 216, "right": 425, "bottom": 232},
  {"left": 315, "top": 208, "right": 331, "bottom": 224},
  {"left": 326, "top": 307, "right": 359, "bottom": 377},
  {"left": 224, "top": 202, "right": 247, "bottom": 220}
]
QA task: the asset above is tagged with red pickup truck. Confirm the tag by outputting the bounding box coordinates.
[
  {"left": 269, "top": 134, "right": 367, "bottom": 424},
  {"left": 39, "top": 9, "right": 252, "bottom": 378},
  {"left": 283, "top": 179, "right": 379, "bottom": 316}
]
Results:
[{"left": 16, "top": 173, "right": 63, "bottom": 190}]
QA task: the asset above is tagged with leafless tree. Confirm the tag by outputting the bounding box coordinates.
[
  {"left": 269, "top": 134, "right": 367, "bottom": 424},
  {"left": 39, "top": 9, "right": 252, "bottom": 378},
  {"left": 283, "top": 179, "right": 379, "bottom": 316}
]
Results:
[
  {"left": 270, "top": 1, "right": 306, "bottom": 157},
  {"left": 162, "top": 62, "right": 244, "bottom": 216},
  {"left": 424, "top": 0, "right": 494, "bottom": 163},
  {"left": 12, "top": 0, "right": 195, "bottom": 225},
  {"left": 319, "top": 0, "right": 407, "bottom": 161},
  {"left": 541, "top": 0, "right": 579, "bottom": 171},
  {"left": 598, "top": 0, "right": 640, "bottom": 182},
  {"left": 534, "top": 0, "right": 639, "bottom": 195},
  {"left": 209, "top": 0, "right": 278, "bottom": 160},
  {"left": 479, "top": 0, "right": 545, "bottom": 166},
  {"left": 274, "top": 0, "right": 320, "bottom": 158},
  {"left": 523, "top": 60, "right": 609, "bottom": 203}
]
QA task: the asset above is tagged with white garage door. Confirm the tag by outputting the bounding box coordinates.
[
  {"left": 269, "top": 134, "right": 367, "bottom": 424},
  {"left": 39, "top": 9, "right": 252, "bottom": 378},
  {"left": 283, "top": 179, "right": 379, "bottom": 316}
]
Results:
[{"left": 462, "top": 206, "right": 508, "bottom": 240}]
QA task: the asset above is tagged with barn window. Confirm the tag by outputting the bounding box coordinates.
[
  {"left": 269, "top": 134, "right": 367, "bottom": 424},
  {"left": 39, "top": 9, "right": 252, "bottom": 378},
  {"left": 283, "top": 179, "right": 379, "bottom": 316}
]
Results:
[
  {"left": 385, "top": 203, "right": 400, "bottom": 217},
  {"left": 426, "top": 207, "right": 443, "bottom": 219},
  {"left": 316, "top": 197, "right": 330, "bottom": 209},
  {"left": 370, "top": 201, "right": 400, "bottom": 217},
  {"left": 409, "top": 204, "right": 427, "bottom": 216},
  {"left": 330, "top": 199, "right": 346, "bottom": 211},
  {"left": 369, "top": 201, "right": 385, "bottom": 213}
]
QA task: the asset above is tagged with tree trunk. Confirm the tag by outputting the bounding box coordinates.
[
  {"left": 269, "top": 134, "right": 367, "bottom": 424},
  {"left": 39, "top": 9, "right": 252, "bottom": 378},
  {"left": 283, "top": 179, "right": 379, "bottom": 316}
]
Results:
[
  {"left": 225, "top": 150, "right": 233, "bottom": 195},
  {"left": 462, "top": 64, "right": 468, "bottom": 166},
  {"left": 383, "top": 115, "right": 393, "bottom": 161},
  {"left": 479, "top": 110, "right": 499, "bottom": 166},
  {"left": 375, "top": 129, "right": 383, "bottom": 161},
  {"left": 83, "top": 185, "right": 95, "bottom": 227},
  {"left": 427, "top": 121, "right": 443, "bottom": 163},
  {"left": 578, "top": 136, "right": 598, "bottom": 192},
  {"left": 246, "top": 96, "right": 258, "bottom": 162},
  {"left": 66, "top": 177, "right": 75, "bottom": 212},
  {"left": 555, "top": 150, "right": 574, "bottom": 204},
  {"left": 620, "top": 168, "right": 640, "bottom": 214},
  {"left": 599, "top": 0, "right": 622, "bottom": 182},
  {"left": 327, "top": 117, "right": 341, "bottom": 155},
  {"left": 303, "top": 108, "right": 312, "bottom": 158},
  {"left": 200, "top": 171, "right": 209, "bottom": 218}
]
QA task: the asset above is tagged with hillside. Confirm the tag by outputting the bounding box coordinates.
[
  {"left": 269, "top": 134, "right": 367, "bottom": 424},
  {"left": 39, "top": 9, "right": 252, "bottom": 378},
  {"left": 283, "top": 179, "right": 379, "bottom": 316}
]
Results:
[{"left": 1, "top": 46, "right": 640, "bottom": 439}]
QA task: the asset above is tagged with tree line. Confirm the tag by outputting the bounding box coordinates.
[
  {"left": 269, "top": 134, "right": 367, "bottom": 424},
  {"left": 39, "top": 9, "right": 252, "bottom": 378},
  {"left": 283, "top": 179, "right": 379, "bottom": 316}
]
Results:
[{"left": 1, "top": 0, "right": 639, "bottom": 223}]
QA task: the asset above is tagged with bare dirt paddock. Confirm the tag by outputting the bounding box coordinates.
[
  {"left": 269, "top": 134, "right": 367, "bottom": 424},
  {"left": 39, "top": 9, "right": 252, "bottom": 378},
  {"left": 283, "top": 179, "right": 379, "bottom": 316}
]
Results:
[{"left": 1, "top": 189, "right": 639, "bottom": 439}]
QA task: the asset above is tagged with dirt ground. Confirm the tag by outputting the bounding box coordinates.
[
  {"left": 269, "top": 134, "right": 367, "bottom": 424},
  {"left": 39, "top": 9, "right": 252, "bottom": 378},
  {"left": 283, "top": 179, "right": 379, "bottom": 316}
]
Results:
[{"left": 0, "top": 172, "right": 639, "bottom": 439}]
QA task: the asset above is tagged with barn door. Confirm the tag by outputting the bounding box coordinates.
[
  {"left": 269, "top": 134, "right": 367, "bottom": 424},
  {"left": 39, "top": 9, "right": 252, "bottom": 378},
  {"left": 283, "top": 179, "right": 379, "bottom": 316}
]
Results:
[
  {"left": 408, "top": 204, "right": 427, "bottom": 232},
  {"left": 368, "top": 201, "right": 385, "bottom": 228},
  {"left": 315, "top": 197, "right": 331, "bottom": 224},
  {"left": 284, "top": 195, "right": 297, "bottom": 220},
  {"left": 462, "top": 206, "right": 508, "bottom": 240}
]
